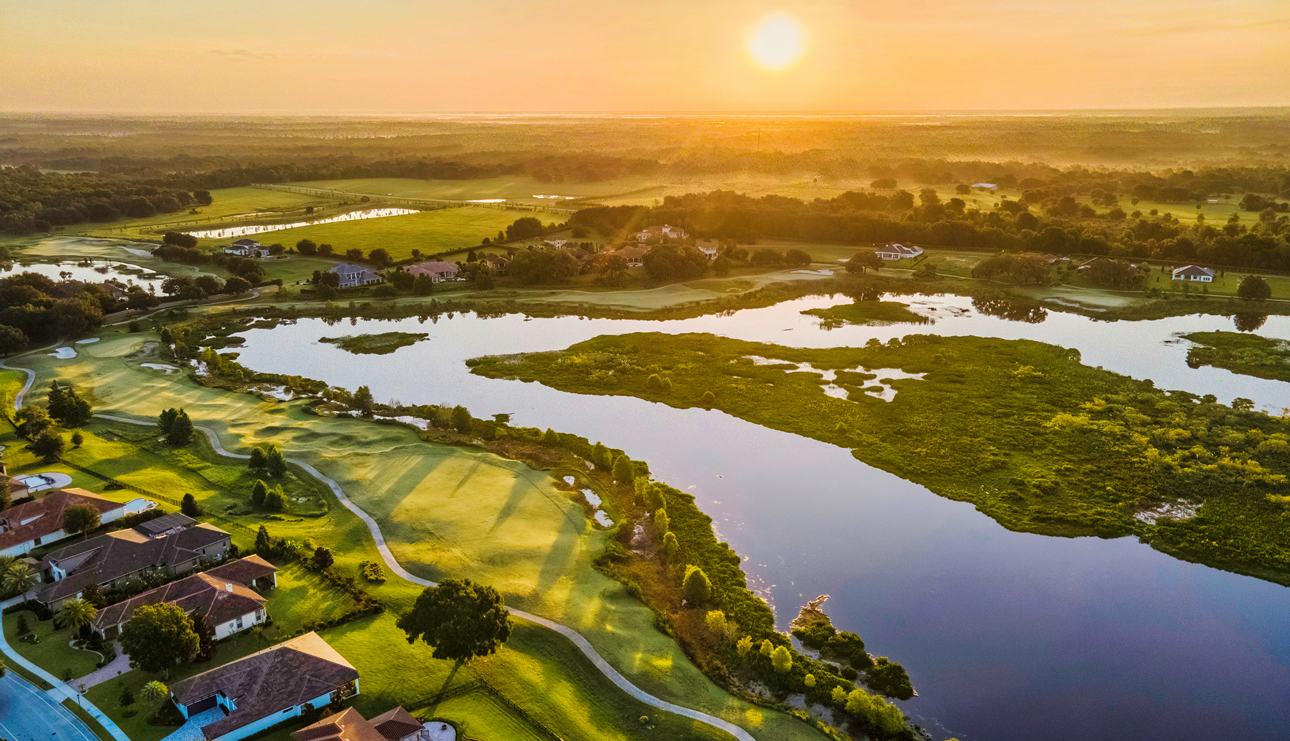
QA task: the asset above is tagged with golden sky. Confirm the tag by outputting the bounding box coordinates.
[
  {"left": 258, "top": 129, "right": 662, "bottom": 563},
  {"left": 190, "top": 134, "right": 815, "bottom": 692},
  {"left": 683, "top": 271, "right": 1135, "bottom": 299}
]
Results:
[{"left": 2, "top": 0, "right": 1287, "bottom": 112}]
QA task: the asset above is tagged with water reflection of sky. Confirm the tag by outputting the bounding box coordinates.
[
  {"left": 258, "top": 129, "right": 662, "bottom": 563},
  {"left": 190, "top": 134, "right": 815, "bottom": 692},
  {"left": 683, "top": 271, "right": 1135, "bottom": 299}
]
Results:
[
  {"left": 230, "top": 297, "right": 1290, "bottom": 741},
  {"left": 186, "top": 207, "right": 418, "bottom": 239},
  {"left": 6, "top": 261, "right": 163, "bottom": 286}
]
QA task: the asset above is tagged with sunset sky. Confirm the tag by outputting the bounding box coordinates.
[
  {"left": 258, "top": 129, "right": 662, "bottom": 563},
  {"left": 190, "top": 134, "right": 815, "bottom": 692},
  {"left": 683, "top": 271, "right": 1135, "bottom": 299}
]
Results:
[{"left": 3, "top": 0, "right": 1287, "bottom": 113}]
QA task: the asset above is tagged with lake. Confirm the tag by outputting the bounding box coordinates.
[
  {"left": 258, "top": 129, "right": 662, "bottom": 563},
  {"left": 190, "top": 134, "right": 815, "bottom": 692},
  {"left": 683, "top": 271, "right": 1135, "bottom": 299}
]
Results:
[
  {"left": 6, "top": 260, "right": 165, "bottom": 287},
  {"left": 228, "top": 296, "right": 1290, "bottom": 740}
]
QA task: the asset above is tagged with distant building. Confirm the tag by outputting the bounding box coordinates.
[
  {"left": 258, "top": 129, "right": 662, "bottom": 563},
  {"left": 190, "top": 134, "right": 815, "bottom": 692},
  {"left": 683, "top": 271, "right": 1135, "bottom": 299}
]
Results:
[
  {"left": 0, "top": 489, "right": 144, "bottom": 559},
  {"left": 875, "top": 244, "right": 923, "bottom": 261},
  {"left": 170, "top": 632, "right": 359, "bottom": 741},
  {"left": 329, "top": 263, "right": 384, "bottom": 289},
  {"left": 406, "top": 261, "right": 460, "bottom": 283},
  {"left": 610, "top": 245, "right": 649, "bottom": 267},
  {"left": 971, "top": 183, "right": 998, "bottom": 190},
  {"left": 636, "top": 225, "right": 686, "bottom": 243},
  {"left": 293, "top": 706, "right": 429, "bottom": 741},
  {"left": 37, "top": 513, "right": 232, "bottom": 608},
  {"left": 483, "top": 254, "right": 511, "bottom": 272},
  {"left": 1172, "top": 264, "right": 1215, "bottom": 283},
  {"left": 543, "top": 238, "right": 568, "bottom": 249},
  {"left": 91, "top": 555, "right": 276, "bottom": 641},
  {"left": 225, "top": 239, "right": 268, "bottom": 258},
  {"left": 696, "top": 241, "right": 719, "bottom": 261}
]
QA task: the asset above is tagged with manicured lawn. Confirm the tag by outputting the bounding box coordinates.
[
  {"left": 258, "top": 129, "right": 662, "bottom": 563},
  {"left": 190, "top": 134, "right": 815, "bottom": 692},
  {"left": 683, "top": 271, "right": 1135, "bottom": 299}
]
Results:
[
  {"left": 192, "top": 207, "right": 525, "bottom": 262},
  {"left": 2, "top": 343, "right": 827, "bottom": 741},
  {"left": 3, "top": 611, "right": 102, "bottom": 682},
  {"left": 71, "top": 187, "right": 331, "bottom": 240}
]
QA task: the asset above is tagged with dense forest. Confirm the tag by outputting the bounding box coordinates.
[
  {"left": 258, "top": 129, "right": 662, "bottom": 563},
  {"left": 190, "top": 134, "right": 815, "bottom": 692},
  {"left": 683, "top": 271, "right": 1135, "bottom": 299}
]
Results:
[
  {"left": 0, "top": 271, "right": 157, "bottom": 353},
  {"left": 0, "top": 166, "right": 202, "bottom": 235},
  {"left": 573, "top": 184, "right": 1290, "bottom": 271}
]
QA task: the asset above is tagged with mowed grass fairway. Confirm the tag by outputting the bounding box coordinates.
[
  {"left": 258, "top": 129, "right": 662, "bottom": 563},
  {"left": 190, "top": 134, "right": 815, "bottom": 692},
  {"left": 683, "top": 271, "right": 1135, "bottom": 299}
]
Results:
[
  {"left": 4, "top": 333, "right": 825, "bottom": 741},
  {"left": 73, "top": 186, "right": 331, "bottom": 238},
  {"left": 193, "top": 206, "right": 523, "bottom": 262}
]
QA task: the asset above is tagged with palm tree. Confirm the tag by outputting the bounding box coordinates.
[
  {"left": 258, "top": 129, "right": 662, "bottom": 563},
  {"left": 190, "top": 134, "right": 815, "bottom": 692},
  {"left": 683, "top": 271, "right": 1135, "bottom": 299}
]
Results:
[
  {"left": 140, "top": 680, "right": 168, "bottom": 706},
  {"left": 1, "top": 560, "right": 38, "bottom": 598},
  {"left": 60, "top": 598, "right": 98, "bottom": 635}
]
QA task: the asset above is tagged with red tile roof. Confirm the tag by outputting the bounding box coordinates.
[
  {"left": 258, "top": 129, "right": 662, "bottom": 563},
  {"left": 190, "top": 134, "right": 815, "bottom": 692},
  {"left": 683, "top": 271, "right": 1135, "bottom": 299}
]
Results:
[
  {"left": 91, "top": 556, "right": 273, "bottom": 633},
  {"left": 0, "top": 489, "right": 125, "bottom": 553}
]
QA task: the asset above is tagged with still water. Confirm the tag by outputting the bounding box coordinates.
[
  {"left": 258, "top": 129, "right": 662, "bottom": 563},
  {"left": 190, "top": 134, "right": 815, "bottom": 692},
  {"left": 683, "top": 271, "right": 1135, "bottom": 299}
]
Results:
[
  {"left": 186, "top": 207, "right": 418, "bottom": 239},
  {"left": 229, "top": 296, "right": 1290, "bottom": 740},
  {"left": 6, "top": 260, "right": 164, "bottom": 287}
]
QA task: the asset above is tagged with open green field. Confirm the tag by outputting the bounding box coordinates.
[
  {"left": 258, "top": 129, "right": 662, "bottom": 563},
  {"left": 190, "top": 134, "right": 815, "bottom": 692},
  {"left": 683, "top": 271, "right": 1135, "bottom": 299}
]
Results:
[
  {"left": 3, "top": 611, "right": 102, "bottom": 681},
  {"left": 2, "top": 332, "right": 825, "bottom": 741},
  {"left": 191, "top": 206, "right": 523, "bottom": 262},
  {"left": 72, "top": 187, "right": 334, "bottom": 240}
]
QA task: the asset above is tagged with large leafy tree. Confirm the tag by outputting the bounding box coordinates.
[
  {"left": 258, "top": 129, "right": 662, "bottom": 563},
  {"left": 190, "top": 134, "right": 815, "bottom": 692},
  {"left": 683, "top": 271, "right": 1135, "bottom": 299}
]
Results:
[
  {"left": 397, "top": 579, "right": 513, "bottom": 663},
  {"left": 121, "top": 603, "right": 199, "bottom": 676},
  {"left": 62, "top": 504, "right": 101, "bottom": 540}
]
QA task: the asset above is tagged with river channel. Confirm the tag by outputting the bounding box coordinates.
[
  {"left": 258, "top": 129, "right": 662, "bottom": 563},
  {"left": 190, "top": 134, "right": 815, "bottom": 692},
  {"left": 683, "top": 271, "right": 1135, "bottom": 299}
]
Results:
[{"left": 227, "top": 295, "right": 1290, "bottom": 741}]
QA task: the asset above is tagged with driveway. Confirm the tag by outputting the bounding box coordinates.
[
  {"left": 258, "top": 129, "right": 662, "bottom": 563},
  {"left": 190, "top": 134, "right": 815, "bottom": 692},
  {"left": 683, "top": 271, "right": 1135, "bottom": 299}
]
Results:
[{"left": 0, "top": 672, "right": 99, "bottom": 741}]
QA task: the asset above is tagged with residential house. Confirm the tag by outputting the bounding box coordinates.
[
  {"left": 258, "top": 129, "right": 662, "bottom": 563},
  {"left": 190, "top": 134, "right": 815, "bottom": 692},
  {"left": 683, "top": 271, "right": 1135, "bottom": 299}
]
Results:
[
  {"left": 875, "top": 244, "right": 924, "bottom": 261},
  {"left": 696, "top": 241, "right": 719, "bottom": 261},
  {"left": 543, "top": 238, "right": 568, "bottom": 249},
  {"left": 91, "top": 555, "right": 278, "bottom": 641},
  {"left": 635, "top": 224, "right": 686, "bottom": 243},
  {"left": 406, "top": 261, "right": 460, "bottom": 283},
  {"left": 36, "top": 513, "right": 232, "bottom": 608},
  {"left": 329, "top": 264, "right": 384, "bottom": 289},
  {"left": 1172, "top": 264, "right": 1215, "bottom": 283},
  {"left": 293, "top": 706, "right": 429, "bottom": 741},
  {"left": 225, "top": 240, "right": 268, "bottom": 258},
  {"left": 610, "top": 245, "right": 648, "bottom": 267},
  {"left": 170, "top": 632, "right": 360, "bottom": 741},
  {"left": 483, "top": 253, "right": 511, "bottom": 273},
  {"left": 0, "top": 489, "right": 144, "bottom": 559}
]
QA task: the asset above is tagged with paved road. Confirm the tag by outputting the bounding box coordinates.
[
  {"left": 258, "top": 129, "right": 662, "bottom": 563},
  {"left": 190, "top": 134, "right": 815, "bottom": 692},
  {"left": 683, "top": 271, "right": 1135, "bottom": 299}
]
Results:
[
  {"left": 0, "top": 672, "right": 99, "bottom": 741},
  {"left": 89, "top": 414, "right": 759, "bottom": 741}
]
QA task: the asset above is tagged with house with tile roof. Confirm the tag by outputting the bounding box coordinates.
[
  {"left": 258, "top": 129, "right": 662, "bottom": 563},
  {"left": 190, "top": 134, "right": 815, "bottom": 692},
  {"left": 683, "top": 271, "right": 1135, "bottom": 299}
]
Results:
[
  {"left": 329, "top": 263, "right": 384, "bottom": 289},
  {"left": 635, "top": 224, "right": 686, "bottom": 243},
  {"left": 610, "top": 245, "right": 648, "bottom": 267},
  {"left": 170, "top": 632, "right": 360, "bottom": 741},
  {"left": 1172, "top": 264, "right": 1215, "bottom": 282},
  {"left": 36, "top": 513, "right": 231, "bottom": 608},
  {"left": 406, "top": 261, "right": 460, "bottom": 283},
  {"left": 0, "top": 488, "right": 145, "bottom": 559},
  {"left": 92, "top": 555, "right": 278, "bottom": 641},
  {"left": 225, "top": 240, "right": 268, "bottom": 258},
  {"left": 293, "top": 706, "right": 428, "bottom": 741},
  {"left": 875, "top": 243, "right": 924, "bottom": 261}
]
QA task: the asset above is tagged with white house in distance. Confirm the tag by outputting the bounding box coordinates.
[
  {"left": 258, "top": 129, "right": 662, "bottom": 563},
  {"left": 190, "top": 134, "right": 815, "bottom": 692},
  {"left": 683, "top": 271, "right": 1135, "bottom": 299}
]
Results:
[
  {"left": 169, "top": 632, "right": 360, "bottom": 741},
  {"left": 636, "top": 224, "right": 686, "bottom": 243},
  {"left": 875, "top": 243, "right": 924, "bottom": 261},
  {"left": 1172, "top": 264, "right": 1215, "bottom": 283},
  {"left": 329, "top": 263, "right": 384, "bottom": 289},
  {"left": 225, "top": 239, "right": 268, "bottom": 258},
  {"left": 406, "top": 261, "right": 460, "bottom": 283},
  {"left": 544, "top": 238, "right": 568, "bottom": 249},
  {"left": 696, "top": 240, "right": 719, "bottom": 261},
  {"left": 0, "top": 489, "right": 144, "bottom": 559}
]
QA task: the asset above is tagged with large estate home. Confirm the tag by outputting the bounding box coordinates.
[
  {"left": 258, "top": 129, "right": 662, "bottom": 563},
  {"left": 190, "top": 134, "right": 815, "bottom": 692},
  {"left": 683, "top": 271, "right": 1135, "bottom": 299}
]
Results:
[
  {"left": 91, "top": 555, "right": 278, "bottom": 641},
  {"left": 0, "top": 489, "right": 145, "bottom": 559},
  {"left": 1172, "top": 264, "right": 1215, "bottom": 282},
  {"left": 170, "top": 632, "right": 360, "bottom": 741},
  {"left": 293, "top": 706, "right": 429, "bottom": 741},
  {"left": 696, "top": 240, "right": 719, "bottom": 260},
  {"left": 636, "top": 224, "right": 686, "bottom": 242},
  {"left": 36, "top": 512, "right": 232, "bottom": 608},
  {"left": 329, "top": 263, "right": 384, "bottom": 289},
  {"left": 610, "top": 245, "right": 648, "bottom": 267},
  {"left": 225, "top": 239, "right": 268, "bottom": 258},
  {"left": 406, "top": 260, "right": 460, "bottom": 283},
  {"left": 875, "top": 243, "right": 924, "bottom": 261}
]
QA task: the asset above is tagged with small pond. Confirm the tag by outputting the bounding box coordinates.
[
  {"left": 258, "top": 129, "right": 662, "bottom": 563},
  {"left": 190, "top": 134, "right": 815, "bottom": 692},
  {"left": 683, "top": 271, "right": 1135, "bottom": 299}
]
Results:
[
  {"left": 186, "top": 207, "right": 419, "bottom": 239},
  {"left": 5, "top": 260, "right": 165, "bottom": 287}
]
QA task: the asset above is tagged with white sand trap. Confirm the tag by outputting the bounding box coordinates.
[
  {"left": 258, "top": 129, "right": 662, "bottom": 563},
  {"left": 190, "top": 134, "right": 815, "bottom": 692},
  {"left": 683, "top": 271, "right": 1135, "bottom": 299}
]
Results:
[
  {"left": 594, "top": 511, "right": 614, "bottom": 526},
  {"left": 123, "top": 247, "right": 154, "bottom": 258},
  {"left": 75, "top": 338, "right": 100, "bottom": 344},
  {"left": 49, "top": 347, "right": 76, "bottom": 359},
  {"left": 582, "top": 489, "right": 603, "bottom": 507},
  {"left": 140, "top": 363, "right": 178, "bottom": 373}
]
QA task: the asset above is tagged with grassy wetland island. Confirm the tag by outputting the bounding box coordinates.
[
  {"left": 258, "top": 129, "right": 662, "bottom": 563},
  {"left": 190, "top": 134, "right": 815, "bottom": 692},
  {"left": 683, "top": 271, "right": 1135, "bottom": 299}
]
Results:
[{"left": 0, "top": 104, "right": 1289, "bottom": 741}]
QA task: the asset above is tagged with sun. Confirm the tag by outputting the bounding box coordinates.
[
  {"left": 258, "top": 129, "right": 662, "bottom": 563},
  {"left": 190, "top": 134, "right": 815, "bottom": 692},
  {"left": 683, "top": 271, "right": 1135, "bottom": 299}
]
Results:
[{"left": 746, "top": 13, "right": 806, "bottom": 71}]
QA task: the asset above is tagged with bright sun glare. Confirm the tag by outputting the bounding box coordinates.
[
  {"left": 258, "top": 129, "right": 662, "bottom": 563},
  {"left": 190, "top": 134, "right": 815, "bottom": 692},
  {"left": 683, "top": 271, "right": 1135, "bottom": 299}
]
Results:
[{"left": 747, "top": 13, "right": 806, "bottom": 71}]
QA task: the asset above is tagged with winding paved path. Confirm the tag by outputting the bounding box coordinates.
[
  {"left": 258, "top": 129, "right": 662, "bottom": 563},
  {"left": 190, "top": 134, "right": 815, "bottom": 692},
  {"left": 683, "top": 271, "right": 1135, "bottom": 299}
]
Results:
[{"left": 14, "top": 378, "right": 760, "bottom": 740}]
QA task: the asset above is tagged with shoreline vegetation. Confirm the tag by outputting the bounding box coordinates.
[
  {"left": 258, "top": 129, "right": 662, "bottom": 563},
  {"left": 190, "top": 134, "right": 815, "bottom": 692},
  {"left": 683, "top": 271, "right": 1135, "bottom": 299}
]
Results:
[
  {"left": 319, "top": 331, "right": 429, "bottom": 355},
  {"left": 1185, "top": 331, "right": 1290, "bottom": 383},
  {"left": 149, "top": 320, "right": 919, "bottom": 740},
  {"left": 465, "top": 331, "right": 1290, "bottom": 588}
]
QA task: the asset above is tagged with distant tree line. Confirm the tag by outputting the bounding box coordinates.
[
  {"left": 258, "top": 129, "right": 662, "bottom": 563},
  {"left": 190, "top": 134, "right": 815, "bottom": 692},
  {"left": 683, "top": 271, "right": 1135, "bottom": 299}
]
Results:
[{"left": 0, "top": 166, "right": 203, "bottom": 235}]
